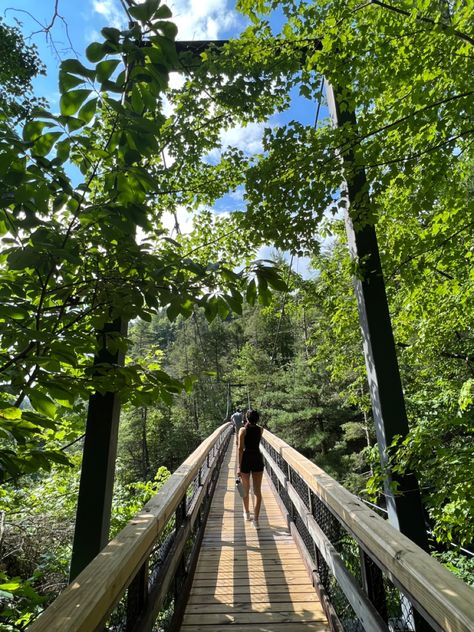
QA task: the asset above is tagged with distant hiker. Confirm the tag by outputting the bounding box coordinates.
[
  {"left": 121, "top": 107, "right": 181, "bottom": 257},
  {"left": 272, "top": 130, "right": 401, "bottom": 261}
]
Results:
[
  {"left": 231, "top": 409, "right": 244, "bottom": 444},
  {"left": 237, "top": 409, "right": 264, "bottom": 529}
]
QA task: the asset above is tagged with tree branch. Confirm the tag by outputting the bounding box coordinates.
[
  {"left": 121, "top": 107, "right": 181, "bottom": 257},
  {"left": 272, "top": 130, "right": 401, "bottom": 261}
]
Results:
[
  {"left": 388, "top": 219, "right": 474, "bottom": 279},
  {"left": 371, "top": 0, "right": 474, "bottom": 47}
]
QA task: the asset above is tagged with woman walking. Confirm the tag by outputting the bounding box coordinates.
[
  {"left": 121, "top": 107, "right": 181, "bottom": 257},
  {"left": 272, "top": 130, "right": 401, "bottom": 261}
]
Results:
[{"left": 237, "top": 409, "right": 264, "bottom": 529}]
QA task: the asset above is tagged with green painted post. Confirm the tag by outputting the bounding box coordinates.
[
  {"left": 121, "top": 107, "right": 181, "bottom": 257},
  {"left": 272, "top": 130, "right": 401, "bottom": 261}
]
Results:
[
  {"left": 69, "top": 318, "right": 127, "bottom": 581},
  {"left": 326, "top": 82, "right": 428, "bottom": 551}
]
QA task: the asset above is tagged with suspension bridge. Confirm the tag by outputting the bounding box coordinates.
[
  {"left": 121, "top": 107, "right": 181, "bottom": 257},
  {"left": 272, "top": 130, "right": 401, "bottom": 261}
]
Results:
[{"left": 28, "top": 423, "right": 474, "bottom": 632}]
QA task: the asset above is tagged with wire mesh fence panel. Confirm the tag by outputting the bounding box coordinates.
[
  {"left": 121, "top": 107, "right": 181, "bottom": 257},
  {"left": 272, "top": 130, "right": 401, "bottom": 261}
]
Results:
[
  {"left": 294, "top": 511, "right": 317, "bottom": 565},
  {"left": 289, "top": 466, "right": 311, "bottom": 510},
  {"left": 310, "top": 491, "right": 341, "bottom": 542},
  {"left": 148, "top": 528, "right": 176, "bottom": 586},
  {"left": 293, "top": 509, "right": 365, "bottom": 632},
  {"left": 328, "top": 578, "right": 366, "bottom": 632},
  {"left": 334, "top": 532, "right": 362, "bottom": 585},
  {"left": 106, "top": 600, "right": 128, "bottom": 631},
  {"left": 186, "top": 472, "right": 201, "bottom": 512},
  {"left": 151, "top": 591, "right": 174, "bottom": 632}
]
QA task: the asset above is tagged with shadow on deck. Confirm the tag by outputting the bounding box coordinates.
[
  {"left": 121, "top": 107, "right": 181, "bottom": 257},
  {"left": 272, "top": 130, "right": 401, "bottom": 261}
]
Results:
[{"left": 180, "top": 442, "right": 330, "bottom": 632}]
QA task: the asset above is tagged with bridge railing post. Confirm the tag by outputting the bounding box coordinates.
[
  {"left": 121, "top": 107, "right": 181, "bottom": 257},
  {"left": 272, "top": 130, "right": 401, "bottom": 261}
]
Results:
[
  {"left": 359, "top": 547, "right": 388, "bottom": 623},
  {"left": 126, "top": 560, "right": 149, "bottom": 632}
]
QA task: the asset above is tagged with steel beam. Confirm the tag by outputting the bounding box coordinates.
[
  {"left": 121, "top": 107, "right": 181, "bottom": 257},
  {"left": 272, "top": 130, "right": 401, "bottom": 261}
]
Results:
[
  {"left": 326, "top": 83, "right": 428, "bottom": 552},
  {"left": 69, "top": 318, "right": 127, "bottom": 581}
]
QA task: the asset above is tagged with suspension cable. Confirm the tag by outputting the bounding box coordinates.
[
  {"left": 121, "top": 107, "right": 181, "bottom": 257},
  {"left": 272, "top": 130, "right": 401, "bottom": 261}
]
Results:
[{"left": 257, "top": 78, "right": 325, "bottom": 413}]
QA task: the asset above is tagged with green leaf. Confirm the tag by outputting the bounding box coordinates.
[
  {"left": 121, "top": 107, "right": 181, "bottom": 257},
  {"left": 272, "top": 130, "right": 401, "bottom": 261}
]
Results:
[
  {"left": 21, "top": 411, "right": 57, "bottom": 430},
  {"left": 65, "top": 116, "right": 86, "bottom": 132},
  {"left": 0, "top": 407, "right": 22, "bottom": 421},
  {"left": 61, "top": 58, "right": 95, "bottom": 79},
  {"left": 22, "top": 121, "right": 54, "bottom": 142},
  {"left": 59, "top": 71, "right": 85, "bottom": 92},
  {"left": 0, "top": 580, "right": 22, "bottom": 591},
  {"left": 28, "top": 391, "right": 57, "bottom": 419},
  {"left": 156, "top": 5, "right": 172, "bottom": 18},
  {"left": 167, "top": 302, "right": 181, "bottom": 321},
  {"left": 224, "top": 293, "right": 242, "bottom": 315},
  {"left": 0, "top": 305, "right": 30, "bottom": 321},
  {"left": 246, "top": 279, "right": 257, "bottom": 305},
  {"left": 60, "top": 90, "right": 91, "bottom": 116},
  {"left": 156, "top": 20, "right": 178, "bottom": 40},
  {"left": 101, "top": 27, "right": 121, "bottom": 42},
  {"left": 56, "top": 139, "right": 71, "bottom": 164},
  {"left": 96, "top": 59, "right": 121, "bottom": 82},
  {"left": 77, "top": 98, "right": 98, "bottom": 124},
  {"left": 128, "top": 0, "right": 160, "bottom": 22},
  {"left": 86, "top": 42, "right": 106, "bottom": 63},
  {"left": 32, "top": 132, "right": 62, "bottom": 157},
  {"left": 42, "top": 450, "right": 72, "bottom": 467}
]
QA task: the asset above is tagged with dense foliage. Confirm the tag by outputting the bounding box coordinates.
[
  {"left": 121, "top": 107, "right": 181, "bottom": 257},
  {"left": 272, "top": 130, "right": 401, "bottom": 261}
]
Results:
[{"left": 1, "top": 0, "right": 473, "bottom": 627}]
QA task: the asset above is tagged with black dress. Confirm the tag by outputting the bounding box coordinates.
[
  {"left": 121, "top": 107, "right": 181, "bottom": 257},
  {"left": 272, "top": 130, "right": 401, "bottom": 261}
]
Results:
[{"left": 240, "top": 425, "right": 264, "bottom": 473}]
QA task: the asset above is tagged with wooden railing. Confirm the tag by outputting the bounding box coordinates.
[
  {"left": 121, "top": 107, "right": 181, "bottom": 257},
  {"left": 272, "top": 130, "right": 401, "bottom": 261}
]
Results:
[
  {"left": 28, "top": 422, "right": 232, "bottom": 632},
  {"left": 27, "top": 424, "right": 474, "bottom": 632},
  {"left": 261, "top": 431, "right": 474, "bottom": 632}
]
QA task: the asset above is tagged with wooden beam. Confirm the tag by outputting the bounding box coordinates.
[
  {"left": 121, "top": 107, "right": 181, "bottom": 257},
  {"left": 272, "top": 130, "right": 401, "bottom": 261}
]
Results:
[{"left": 326, "top": 82, "right": 428, "bottom": 555}]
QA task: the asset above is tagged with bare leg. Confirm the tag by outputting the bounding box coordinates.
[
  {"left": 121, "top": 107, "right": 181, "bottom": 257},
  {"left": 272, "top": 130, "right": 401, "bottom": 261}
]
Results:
[
  {"left": 240, "top": 473, "right": 251, "bottom": 515},
  {"left": 251, "top": 471, "right": 263, "bottom": 521}
]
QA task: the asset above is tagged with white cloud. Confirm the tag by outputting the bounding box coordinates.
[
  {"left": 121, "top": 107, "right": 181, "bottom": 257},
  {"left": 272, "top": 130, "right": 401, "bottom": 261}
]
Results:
[
  {"left": 91, "top": 0, "right": 240, "bottom": 40},
  {"left": 169, "top": 0, "right": 239, "bottom": 40},
  {"left": 92, "top": 0, "right": 127, "bottom": 28},
  {"left": 206, "top": 121, "right": 265, "bottom": 163},
  {"left": 221, "top": 122, "right": 265, "bottom": 154}
]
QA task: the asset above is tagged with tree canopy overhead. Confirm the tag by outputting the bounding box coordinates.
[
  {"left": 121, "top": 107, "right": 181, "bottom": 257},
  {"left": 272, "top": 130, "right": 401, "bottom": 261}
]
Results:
[
  {"left": 0, "top": 2, "right": 473, "bottom": 621},
  {"left": 0, "top": 0, "right": 474, "bottom": 588},
  {"left": 0, "top": 1, "right": 290, "bottom": 480}
]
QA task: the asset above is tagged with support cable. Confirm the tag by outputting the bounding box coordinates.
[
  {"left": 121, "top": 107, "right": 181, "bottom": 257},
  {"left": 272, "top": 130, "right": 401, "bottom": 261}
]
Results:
[
  {"left": 257, "top": 78, "right": 325, "bottom": 413},
  {"left": 258, "top": 253, "right": 294, "bottom": 413}
]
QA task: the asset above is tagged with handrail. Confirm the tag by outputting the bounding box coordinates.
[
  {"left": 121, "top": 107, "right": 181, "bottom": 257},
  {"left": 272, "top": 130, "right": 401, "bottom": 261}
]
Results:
[
  {"left": 28, "top": 422, "right": 232, "bottom": 632},
  {"left": 261, "top": 430, "right": 474, "bottom": 632}
]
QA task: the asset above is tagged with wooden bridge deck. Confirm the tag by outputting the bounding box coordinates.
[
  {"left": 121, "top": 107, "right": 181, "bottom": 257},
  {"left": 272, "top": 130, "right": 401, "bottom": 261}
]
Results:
[{"left": 180, "top": 441, "right": 330, "bottom": 632}]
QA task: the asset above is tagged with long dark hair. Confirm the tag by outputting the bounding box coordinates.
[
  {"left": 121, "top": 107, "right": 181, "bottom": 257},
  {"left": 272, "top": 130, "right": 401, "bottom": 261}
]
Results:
[{"left": 245, "top": 409, "right": 260, "bottom": 425}]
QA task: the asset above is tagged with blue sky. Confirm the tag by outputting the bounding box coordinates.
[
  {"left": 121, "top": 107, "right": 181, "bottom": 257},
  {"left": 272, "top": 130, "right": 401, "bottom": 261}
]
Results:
[
  {"left": 3, "top": 0, "right": 320, "bottom": 273},
  {"left": 4, "top": 1, "right": 251, "bottom": 107}
]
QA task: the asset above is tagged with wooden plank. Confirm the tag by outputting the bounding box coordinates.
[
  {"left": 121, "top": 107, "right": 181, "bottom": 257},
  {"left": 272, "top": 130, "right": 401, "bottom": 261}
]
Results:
[
  {"left": 196, "top": 556, "right": 303, "bottom": 564},
  {"left": 180, "top": 624, "right": 329, "bottom": 632},
  {"left": 194, "top": 567, "right": 310, "bottom": 577},
  {"left": 200, "top": 542, "right": 297, "bottom": 550},
  {"left": 185, "top": 601, "right": 326, "bottom": 614},
  {"left": 181, "top": 442, "right": 329, "bottom": 632},
  {"left": 192, "top": 576, "right": 313, "bottom": 587},
  {"left": 187, "top": 589, "right": 318, "bottom": 603},
  {"left": 188, "top": 585, "right": 318, "bottom": 597},
  {"left": 195, "top": 562, "right": 306, "bottom": 572},
  {"left": 182, "top": 610, "right": 327, "bottom": 625},
  {"left": 263, "top": 431, "right": 474, "bottom": 632},
  {"left": 197, "top": 550, "right": 303, "bottom": 558}
]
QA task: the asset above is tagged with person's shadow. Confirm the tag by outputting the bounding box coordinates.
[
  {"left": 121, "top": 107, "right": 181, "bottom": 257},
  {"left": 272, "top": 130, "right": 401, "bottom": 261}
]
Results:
[{"left": 183, "top": 443, "right": 328, "bottom": 629}]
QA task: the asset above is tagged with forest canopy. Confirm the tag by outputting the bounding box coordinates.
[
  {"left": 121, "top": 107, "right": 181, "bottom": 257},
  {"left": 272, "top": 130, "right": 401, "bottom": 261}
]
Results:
[{"left": 0, "top": 0, "right": 473, "bottom": 627}]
